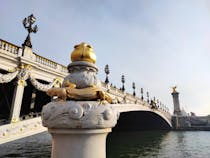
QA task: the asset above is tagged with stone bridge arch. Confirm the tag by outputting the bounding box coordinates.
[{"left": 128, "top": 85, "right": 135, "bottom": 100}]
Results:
[{"left": 111, "top": 104, "right": 172, "bottom": 131}]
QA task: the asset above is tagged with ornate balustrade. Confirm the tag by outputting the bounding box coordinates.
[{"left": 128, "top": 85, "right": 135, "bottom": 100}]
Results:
[
  {"left": 0, "top": 117, "right": 46, "bottom": 144},
  {"left": 34, "top": 54, "right": 67, "bottom": 73},
  {"left": 20, "top": 112, "right": 41, "bottom": 121},
  {"left": 61, "top": 65, "right": 68, "bottom": 73},
  {"left": 0, "top": 39, "right": 21, "bottom": 55},
  {"left": 0, "top": 39, "right": 68, "bottom": 73},
  {"left": 101, "top": 82, "right": 170, "bottom": 115},
  {"left": 35, "top": 53, "right": 58, "bottom": 69},
  {"left": 34, "top": 54, "right": 68, "bottom": 72}
]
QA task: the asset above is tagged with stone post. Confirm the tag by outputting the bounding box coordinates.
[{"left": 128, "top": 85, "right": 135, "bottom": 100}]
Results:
[
  {"left": 22, "top": 46, "right": 36, "bottom": 60},
  {"left": 171, "top": 91, "right": 181, "bottom": 116},
  {"left": 42, "top": 101, "right": 118, "bottom": 158},
  {"left": 10, "top": 79, "right": 26, "bottom": 123}
]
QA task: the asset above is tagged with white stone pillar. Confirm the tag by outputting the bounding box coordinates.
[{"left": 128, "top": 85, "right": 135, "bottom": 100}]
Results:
[
  {"left": 10, "top": 80, "right": 26, "bottom": 123},
  {"left": 50, "top": 128, "right": 111, "bottom": 158},
  {"left": 171, "top": 91, "right": 181, "bottom": 115},
  {"left": 42, "top": 101, "right": 119, "bottom": 158}
]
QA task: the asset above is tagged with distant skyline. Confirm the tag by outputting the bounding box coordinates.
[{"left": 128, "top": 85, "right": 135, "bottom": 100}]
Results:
[{"left": 1, "top": 0, "right": 210, "bottom": 115}]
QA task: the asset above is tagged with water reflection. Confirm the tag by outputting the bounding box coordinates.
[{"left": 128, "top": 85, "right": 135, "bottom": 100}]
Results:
[
  {"left": 107, "top": 131, "right": 168, "bottom": 158},
  {"left": 176, "top": 132, "right": 191, "bottom": 157},
  {"left": 0, "top": 132, "right": 51, "bottom": 158},
  {"left": 160, "top": 131, "right": 210, "bottom": 158}
]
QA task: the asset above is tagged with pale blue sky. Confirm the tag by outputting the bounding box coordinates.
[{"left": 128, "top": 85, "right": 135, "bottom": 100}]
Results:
[{"left": 1, "top": 0, "right": 210, "bottom": 115}]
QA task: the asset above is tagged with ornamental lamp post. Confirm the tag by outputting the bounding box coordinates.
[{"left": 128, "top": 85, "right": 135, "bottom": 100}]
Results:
[
  {"left": 22, "top": 14, "right": 38, "bottom": 48},
  {"left": 104, "top": 64, "right": 110, "bottom": 84},
  {"left": 121, "top": 75, "right": 125, "bottom": 92},
  {"left": 141, "top": 88, "right": 144, "bottom": 100},
  {"left": 132, "top": 82, "right": 136, "bottom": 96},
  {"left": 153, "top": 97, "right": 156, "bottom": 107},
  {"left": 146, "top": 91, "right": 149, "bottom": 103},
  {"left": 157, "top": 99, "right": 159, "bottom": 108}
]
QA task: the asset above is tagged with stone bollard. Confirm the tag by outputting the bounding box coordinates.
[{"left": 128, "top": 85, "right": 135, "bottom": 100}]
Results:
[{"left": 41, "top": 101, "right": 119, "bottom": 158}]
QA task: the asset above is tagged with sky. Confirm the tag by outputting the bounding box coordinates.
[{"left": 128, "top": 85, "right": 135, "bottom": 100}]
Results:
[{"left": 1, "top": 0, "right": 210, "bottom": 115}]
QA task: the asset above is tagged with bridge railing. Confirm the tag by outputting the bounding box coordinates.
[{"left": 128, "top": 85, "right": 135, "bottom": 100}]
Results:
[
  {"left": 0, "top": 39, "right": 21, "bottom": 55},
  {"left": 33, "top": 53, "right": 68, "bottom": 73},
  {"left": 0, "top": 39, "right": 68, "bottom": 73},
  {"left": 34, "top": 53, "right": 58, "bottom": 69},
  {"left": 0, "top": 117, "right": 46, "bottom": 145},
  {"left": 20, "top": 112, "right": 41, "bottom": 121},
  {"left": 101, "top": 82, "right": 170, "bottom": 115}
]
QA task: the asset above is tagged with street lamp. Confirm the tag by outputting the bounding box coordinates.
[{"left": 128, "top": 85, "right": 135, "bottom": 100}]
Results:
[
  {"left": 104, "top": 64, "right": 110, "bottom": 84},
  {"left": 22, "top": 14, "right": 38, "bottom": 48},
  {"left": 153, "top": 97, "right": 156, "bottom": 102},
  {"left": 141, "top": 88, "right": 144, "bottom": 100},
  {"left": 121, "top": 75, "right": 125, "bottom": 92},
  {"left": 153, "top": 97, "right": 156, "bottom": 107},
  {"left": 132, "top": 82, "right": 136, "bottom": 96},
  {"left": 146, "top": 92, "right": 149, "bottom": 103}
]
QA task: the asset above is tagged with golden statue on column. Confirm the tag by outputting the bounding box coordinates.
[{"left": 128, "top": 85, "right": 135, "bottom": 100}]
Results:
[{"left": 47, "top": 42, "right": 112, "bottom": 103}]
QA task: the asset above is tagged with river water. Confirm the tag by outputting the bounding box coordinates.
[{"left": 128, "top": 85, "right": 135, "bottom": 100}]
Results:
[{"left": 0, "top": 131, "right": 210, "bottom": 158}]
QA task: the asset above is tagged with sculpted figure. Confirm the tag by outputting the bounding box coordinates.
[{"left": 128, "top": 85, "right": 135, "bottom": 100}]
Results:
[
  {"left": 47, "top": 42, "right": 113, "bottom": 104},
  {"left": 172, "top": 86, "right": 177, "bottom": 93},
  {"left": 47, "top": 81, "right": 113, "bottom": 104},
  {"left": 47, "top": 87, "right": 67, "bottom": 101}
]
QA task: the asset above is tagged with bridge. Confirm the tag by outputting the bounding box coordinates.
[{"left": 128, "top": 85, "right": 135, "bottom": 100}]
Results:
[{"left": 0, "top": 38, "right": 172, "bottom": 145}]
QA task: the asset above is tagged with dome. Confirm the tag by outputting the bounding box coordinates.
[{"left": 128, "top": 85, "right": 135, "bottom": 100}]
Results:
[{"left": 71, "top": 42, "right": 96, "bottom": 64}]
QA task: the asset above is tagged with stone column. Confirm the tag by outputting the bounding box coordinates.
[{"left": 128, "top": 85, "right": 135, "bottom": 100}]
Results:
[
  {"left": 171, "top": 91, "right": 181, "bottom": 115},
  {"left": 9, "top": 65, "right": 30, "bottom": 123},
  {"left": 42, "top": 101, "right": 119, "bottom": 158},
  {"left": 50, "top": 128, "right": 110, "bottom": 158},
  {"left": 10, "top": 79, "right": 26, "bottom": 123}
]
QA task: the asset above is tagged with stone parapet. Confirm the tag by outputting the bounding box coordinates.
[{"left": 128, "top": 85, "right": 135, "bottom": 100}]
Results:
[{"left": 0, "top": 117, "right": 46, "bottom": 144}]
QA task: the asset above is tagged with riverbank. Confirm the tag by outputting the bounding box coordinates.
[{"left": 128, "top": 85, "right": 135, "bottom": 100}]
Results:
[{"left": 173, "top": 126, "right": 210, "bottom": 131}]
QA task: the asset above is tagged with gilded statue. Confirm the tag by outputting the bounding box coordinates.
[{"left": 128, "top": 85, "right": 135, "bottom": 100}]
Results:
[
  {"left": 47, "top": 42, "right": 113, "bottom": 104},
  {"left": 47, "top": 81, "right": 113, "bottom": 104},
  {"left": 71, "top": 43, "right": 96, "bottom": 64},
  {"left": 172, "top": 86, "right": 177, "bottom": 93}
]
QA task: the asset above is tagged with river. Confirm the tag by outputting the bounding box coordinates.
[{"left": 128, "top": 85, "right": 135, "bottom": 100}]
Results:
[{"left": 0, "top": 131, "right": 210, "bottom": 158}]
